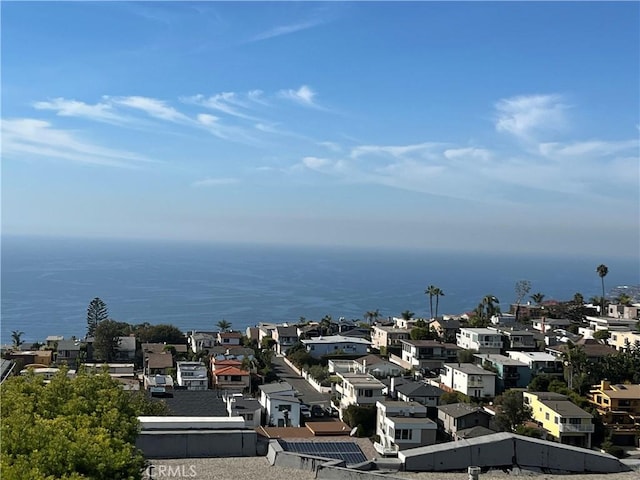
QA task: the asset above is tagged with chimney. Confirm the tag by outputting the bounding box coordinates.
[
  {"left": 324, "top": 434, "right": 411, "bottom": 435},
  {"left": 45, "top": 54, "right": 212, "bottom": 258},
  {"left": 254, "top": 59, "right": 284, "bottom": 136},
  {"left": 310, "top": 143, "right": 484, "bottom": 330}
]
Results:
[
  {"left": 601, "top": 379, "right": 610, "bottom": 390},
  {"left": 390, "top": 376, "right": 396, "bottom": 394}
]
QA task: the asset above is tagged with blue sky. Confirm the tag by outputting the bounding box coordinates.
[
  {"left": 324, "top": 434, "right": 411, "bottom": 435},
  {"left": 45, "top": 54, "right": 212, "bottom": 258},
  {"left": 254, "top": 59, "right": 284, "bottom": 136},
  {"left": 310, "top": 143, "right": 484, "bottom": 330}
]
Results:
[{"left": 2, "top": 2, "right": 639, "bottom": 256}]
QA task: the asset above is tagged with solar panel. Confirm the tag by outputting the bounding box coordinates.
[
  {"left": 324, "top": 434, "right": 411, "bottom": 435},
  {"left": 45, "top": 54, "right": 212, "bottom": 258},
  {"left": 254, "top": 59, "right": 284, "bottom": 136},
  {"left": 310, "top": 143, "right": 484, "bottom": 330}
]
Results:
[{"left": 279, "top": 441, "right": 367, "bottom": 465}]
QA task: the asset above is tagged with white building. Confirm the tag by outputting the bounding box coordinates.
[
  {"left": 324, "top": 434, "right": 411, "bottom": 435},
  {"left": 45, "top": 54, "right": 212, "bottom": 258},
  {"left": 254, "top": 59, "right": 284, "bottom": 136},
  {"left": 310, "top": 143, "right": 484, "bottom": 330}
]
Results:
[
  {"left": 300, "top": 335, "right": 371, "bottom": 359},
  {"left": 374, "top": 400, "right": 437, "bottom": 456},
  {"left": 456, "top": 328, "right": 503, "bottom": 353},
  {"left": 395, "top": 340, "right": 460, "bottom": 371},
  {"left": 335, "top": 372, "right": 385, "bottom": 415},
  {"left": 176, "top": 361, "right": 208, "bottom": 390},
  {"left": 225, "top": 394, "right": 262, "bottom": 428},
  {"left": 258, "top": 382, "right": 300, "bottom": 427},
  {"left": 371, "top": 325, "right": 410, "bottom": 350},
  {"left": 440, "top": 363, "right": 496, "bottom": 398},
  {"left": 587, "top": 316, "right": 639, "bottom": 332},
  {"left": 506, "top": 351, "right": 563, "bottom": 376},
  {"left": 531, "top": 318, "right": 571, "bottom": 333}
]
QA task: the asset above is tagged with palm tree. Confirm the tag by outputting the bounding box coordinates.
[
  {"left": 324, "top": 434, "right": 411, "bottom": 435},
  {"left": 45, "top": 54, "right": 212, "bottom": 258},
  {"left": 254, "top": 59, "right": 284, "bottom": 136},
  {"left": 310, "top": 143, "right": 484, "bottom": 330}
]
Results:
[
  {"left": 400, "top": 310, "right": 414, "bottom": 321},
  {"left": 433, "top": 287, "right": 445, "bottom": 318},
  {"left": 217, "top": 319, "right": 232, "bottom": 332},
  {"left": 11, "top": 330, "right": 24, "bottom": 348},
  {"left": 596, "top": 264, "right": 609, "bottom": 316},
  {"left": 425, "top": 285, "right": 437, "bottom": 319},
  {"left": 530, "top": 293, "right": 545, "bottom": 306},
  {"left": 364, "top": 309, "right": 380, "bottom": 326},
  {"left": 616, "top": 293, "right": 632, "bottom": 306},
  {"left": 482, "top": 295, "right": 500, "bottom": 320}
]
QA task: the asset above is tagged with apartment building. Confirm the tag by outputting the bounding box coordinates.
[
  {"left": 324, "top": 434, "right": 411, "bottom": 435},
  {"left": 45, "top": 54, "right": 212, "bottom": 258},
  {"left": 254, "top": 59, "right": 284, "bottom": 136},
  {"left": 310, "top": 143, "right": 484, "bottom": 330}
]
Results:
[
  {"left": 524, "top": 391, "right": 594, "bottom": 448},
  {"left": 374, "top": 400, "right": 437, "bottom": 455},
  {"left": 335, "top": 372, "right": 385, "bottom": 414},
  {"left": 588, "top": 380, "right": 640, "bottom": 445},
  {"left": 176, "top": 361, "right": 209, "bottom": 391},
  {"left": 456, "top": 328, "right": 503, "bottom": 354},
  {"left": 440, "top": 363, "right": 496, "bottom": 398},
  {"left": 394, "top": 339, "right": 459, "bottom": 371}
]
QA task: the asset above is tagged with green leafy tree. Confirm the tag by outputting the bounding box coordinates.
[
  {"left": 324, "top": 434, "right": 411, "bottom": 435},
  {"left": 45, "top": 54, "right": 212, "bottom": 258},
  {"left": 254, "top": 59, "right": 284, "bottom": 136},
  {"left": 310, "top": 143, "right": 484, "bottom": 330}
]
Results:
[
  {"left": 596, "top": 264, "right": 609, "bottom": 315},
  {"left": 440, "top": 391, "right": 471, "bottom": 404},
  {"left": 615, "top": 293, "right": 633, "bottom": 306},
  {"left": 593, "top": 330, "right": 611, "bottom": 341},
  {"left": 135, "top": 324, "right": 186, "bottom": 344},
  {"left": 342, "top": 404, "right": 377, "bottom": 437},
  {"left": 11, "top": 330, "right": 24, "bottom": 348},
  {"left": 493, "top": 390, "right": 532, "bottom": 432},
  {"left": 86, "top": 297, "right": 108, "bottom": 337},
  {"left": 528, "top": 374, "right": 551, "bottom": 392},
  {"left": 92, "top": 320, "right": 124, "bottom": 362},
  {"left": 1, "top": 367, "right": 165, "bottom": 480},
  {"left": 514, "top": 280, "right": 532, "bottom": 323},
  {"left": 457, "top": 349, "right": 475, "bottom": 363},
  {"left": 217, "top": 319, "right": 232, "bottom": 332},
  {"left": 410, "top": 327, "right": 437, "bottom": 341}
]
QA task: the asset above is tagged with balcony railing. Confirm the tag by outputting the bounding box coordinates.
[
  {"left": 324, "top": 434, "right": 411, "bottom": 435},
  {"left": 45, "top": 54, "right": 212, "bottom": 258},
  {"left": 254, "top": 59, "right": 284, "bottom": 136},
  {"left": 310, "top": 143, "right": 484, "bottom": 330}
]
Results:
[
  {"left": 373, "top": 441, "right": 399, "bottom": 456},
  {"left": 558, "top": 423, "right": 594, "bottom": 433}
]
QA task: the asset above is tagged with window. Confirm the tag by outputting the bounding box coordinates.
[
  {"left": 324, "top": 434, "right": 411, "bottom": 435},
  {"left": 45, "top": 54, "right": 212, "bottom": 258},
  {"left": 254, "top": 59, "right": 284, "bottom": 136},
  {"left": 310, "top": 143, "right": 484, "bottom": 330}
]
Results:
[
  {"left": 231, "top": 375, "right": 242, "bottom": 382},
  {"left": 569, "top": 418, "right": 581, "bottom": 425},
  {"left": 245, "top": 414, "right": 254, "bottom": 421},
  {"left": 364, "top": 389, "right": 373, "bottom": 397},
  {"left": 394, "top": 429, "right": 412, "bottom": 440},
  {"left": 554, "top": 417, "right": 559, "bottom": 424},
  {"left": 278, "top": 404, "right": 291, "bottom": 412},
  {"left": 545, "top": 412, "right": 550, "bottom": 420},
  {"left": 560, "top": 418, "right": 567, "bottom": 424},
  {"left": 223, "top": 338, "right": 229, "bottom": 343}
]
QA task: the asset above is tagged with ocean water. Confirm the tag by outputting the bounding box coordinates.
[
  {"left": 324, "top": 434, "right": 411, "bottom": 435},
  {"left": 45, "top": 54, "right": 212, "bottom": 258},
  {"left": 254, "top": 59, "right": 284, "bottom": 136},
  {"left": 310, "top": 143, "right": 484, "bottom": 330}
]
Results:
[{"left": 1, "top": 235, "right": 638, "bottom": 344}]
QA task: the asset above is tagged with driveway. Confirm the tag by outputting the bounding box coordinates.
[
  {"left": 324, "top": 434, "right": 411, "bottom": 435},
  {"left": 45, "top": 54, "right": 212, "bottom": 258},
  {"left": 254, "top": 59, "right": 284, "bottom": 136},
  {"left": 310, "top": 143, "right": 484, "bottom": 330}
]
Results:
[{"left": 270, "top": 355, "right": 332, "bottom": 408}]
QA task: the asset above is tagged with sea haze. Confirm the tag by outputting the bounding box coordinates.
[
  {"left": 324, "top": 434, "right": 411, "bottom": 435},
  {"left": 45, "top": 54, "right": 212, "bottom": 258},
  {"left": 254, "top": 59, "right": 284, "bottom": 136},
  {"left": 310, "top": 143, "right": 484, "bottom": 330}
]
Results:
[{"left": 2, "top": 235, "right": 638, "bottom": 343}]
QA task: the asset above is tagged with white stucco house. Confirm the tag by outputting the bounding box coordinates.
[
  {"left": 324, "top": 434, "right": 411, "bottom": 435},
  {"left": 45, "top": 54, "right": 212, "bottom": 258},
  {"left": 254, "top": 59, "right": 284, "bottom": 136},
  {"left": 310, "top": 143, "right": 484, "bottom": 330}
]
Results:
[
  {"left": 300, "top": 335, "right": 371, "bottom": 359},
  {"left": 440, "top": 363, "right": 496, "bottom": 398}
]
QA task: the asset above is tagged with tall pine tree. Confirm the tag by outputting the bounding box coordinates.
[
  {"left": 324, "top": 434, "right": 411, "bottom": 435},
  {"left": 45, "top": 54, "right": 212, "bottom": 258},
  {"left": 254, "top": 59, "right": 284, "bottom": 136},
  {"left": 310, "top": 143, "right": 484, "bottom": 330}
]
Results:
[{"left": 87, "top": 297, "right": 108, "bottom": 337}]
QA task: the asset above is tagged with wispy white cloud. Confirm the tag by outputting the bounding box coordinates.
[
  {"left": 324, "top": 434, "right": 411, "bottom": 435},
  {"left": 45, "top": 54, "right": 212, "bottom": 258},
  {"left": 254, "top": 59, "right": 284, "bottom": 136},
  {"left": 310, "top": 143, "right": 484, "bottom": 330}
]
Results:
[
  {"left": 108, "top": 96, "right": 191, "bottom": 123},
  {"left": 192, "top": 177, "right": 239, "bottom": 187},
  {"left": 278, "top": 85, "right": 319, "bottom": 108},
  {"left": 495, "top": 94, "right": 569, "bottom": 140},
  {"left": 32, "top": 98, "right": 126, "bottom": 124},
  {"left": 2, "top": 118, "right": 155, "bottom": 168},
  {"left": 183, "top": 92, "right": 259, "bottom": 121},
  {"left": 250, "top": 20, "right": 323, "bottom": 42},
  {"left": 350, "top": 142, "right": 445, "bottom": 159}
]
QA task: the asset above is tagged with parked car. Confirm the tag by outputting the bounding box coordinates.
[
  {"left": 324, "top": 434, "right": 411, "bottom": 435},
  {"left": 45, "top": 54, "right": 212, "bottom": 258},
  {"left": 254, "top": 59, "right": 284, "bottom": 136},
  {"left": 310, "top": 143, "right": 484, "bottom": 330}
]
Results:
[
  {"left": 300, "top": 404, "right": 312, "bottom": 419},
  {"left": 311, "top": 404, "right": 325, "bottom": 418},
  {"left": 324, "top": 406, "right": 340, "bottom": 418}
]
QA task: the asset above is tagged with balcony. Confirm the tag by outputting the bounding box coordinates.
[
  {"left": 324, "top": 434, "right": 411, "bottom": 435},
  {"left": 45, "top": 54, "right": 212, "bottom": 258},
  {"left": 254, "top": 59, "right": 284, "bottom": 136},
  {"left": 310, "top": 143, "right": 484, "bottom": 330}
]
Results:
[
  {"left": 558, "top": 423, "right": 594, "bottom": 433},
  {"left": 373, "top": 441, "right": 399, "bottom": 456}
]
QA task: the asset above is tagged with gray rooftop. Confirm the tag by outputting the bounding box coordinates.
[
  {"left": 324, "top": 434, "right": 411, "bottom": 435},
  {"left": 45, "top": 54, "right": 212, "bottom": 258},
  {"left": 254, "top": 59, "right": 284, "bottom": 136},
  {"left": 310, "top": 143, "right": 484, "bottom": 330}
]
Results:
[
  {"left": 395, "top": 382, "right": 444, "bottom": 398},
  {"left": 444, "top": 363, "right": 497, "bottom": 376},
  {"left": 259, "top": 381, "right": 294, "bottom": 394},
  {"left": 149, "top": 390, "right": 227, "bottom": 417},
  {"left": 474, "top": 354, "right": 529, "bottom": 366},
  {"left": 437, "top": 403, "right": 488, "bottom": 419}
]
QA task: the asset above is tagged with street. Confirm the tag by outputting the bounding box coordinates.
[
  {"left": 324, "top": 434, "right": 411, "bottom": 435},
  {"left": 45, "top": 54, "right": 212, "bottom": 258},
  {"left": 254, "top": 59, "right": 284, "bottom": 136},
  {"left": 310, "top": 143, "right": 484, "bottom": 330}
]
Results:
[{"left": 270, "top": 354, "right": 332, "bottom": 409}]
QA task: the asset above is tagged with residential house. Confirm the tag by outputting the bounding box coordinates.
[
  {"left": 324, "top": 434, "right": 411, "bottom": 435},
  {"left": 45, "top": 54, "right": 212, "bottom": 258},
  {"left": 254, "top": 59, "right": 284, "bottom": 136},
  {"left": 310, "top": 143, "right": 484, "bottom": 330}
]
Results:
[
  {"left": 429, "top": 318, "right": 461, "bottom": 343},
  {"left": 188, "top": 331, "right": 217, "bottom": 354},
  {"left": 588, "top": 316, "right": 639, "bottom": 333},
  {"left": 524, "top": 391, "right": 594, "bottom": 448},
  {"left": 440, "top": 363, "right": 496, "bottom": 398},
  {"left": 273, "top": 326, "right": 299, "bottom": 355},
  {"left": 8, "top": 349, "right": 53, "bottom": 367},
  {"left": 211, "top": 359, "right": 250, "bottom": 391},
  {"left": 142, "top": 342, "right": 188, "bottom": 355},
  {"left": 245, "top": 326, "right": 260, "bottom": 343},
  {"left": 258, "top": 382, "right": 300, "bottom": 427},
  {"left": 506, "top": 351, "right": 563, "bottom": 377},
  {"left": 456, "top": 328, "right": 503, "bottom": 354},
  {"left": 210, "top": 345, "right": 255, "bottom": 363},
  {"left": 587, "top": 380, "right": 640, "bottom": 445},
  {"left": 56, "top": 339, "right": 84, "bottom": 365},
  {"left": 176, "top": 361, "right": 208, "bottom": 390},
  {"left": 20, "top": 367, "right": 76, "bottom": 383},
  {"left": 225, "top": 394, "right": 261, "bottom": 428},
  {"left": 393, "top": 316, "right": 419, "bottom": 330},
  {"left": 490, "top": 313, "right": 517, "bottom": 326},
  {"left": 144, "top": 352, "right": 173, "bottom": 376},
  {"left": 494, "top": 328, "right": 537, "bottom": 351},
  {"left": 546, "top": 338, "right": 616, "bottom": 363},
  {"left": 257, "top": 323, "right": 278, "bottom": 345},
  {"left": 371, "top": 325, "right": 410, "bottom": 350},
  {"left": 300, "top": 335, "right": 371, "bottom": 359},
  {"left": 394, "top": 381, "right": 444, "bottom": 416},
  {"left": 607, "top": 304, "right": 640, "bottom": 320},
  {"left": 437, "top": 403, "right": 493, "bottom": 440},
  {"left": 144, "top": 373, "right": 174, "bottom": 392},
  {"left": 509, "top": 302, "right": 545, "bottom": 320},
  {"left": 82, "top": 363, "right": 135, "bottom": 378},
  {"left": 217, "top": 331, "right": 242, "bottom": 346},
  {"left": 473, "top": 353, "right": 531, "bottom": 393},
  {"left": 609, "top": 330, "right": 640, "bottom": 352},
  {"left": 375, "top": 400, "right": 437, "bottom": 455},
  {"left": 341, "top": 327, "right": 372, "bottom": 340},
  {"left": 113, "top": 336, "right": 136, "bottom": 361},
  {"left": 353, "top": 354, "right": 405, "bottom": 378},
  {"left": 335, "top": 372, "right": 385, "bottom": 415},
  {"left": 531, "top": 318, "right": 571, "bottom": 333},
  {"left": 394, "top": 339, "right": 460, "bottom": 371},
  {"left": 45, "top": 335, "right": 64, "bottom": 348}
]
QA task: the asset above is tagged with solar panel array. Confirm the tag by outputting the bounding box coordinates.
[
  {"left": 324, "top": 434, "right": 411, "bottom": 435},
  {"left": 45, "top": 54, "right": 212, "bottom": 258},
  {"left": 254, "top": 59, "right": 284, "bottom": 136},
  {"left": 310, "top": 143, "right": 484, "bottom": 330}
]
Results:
[{"left": 279, "top": 441, "right": 367, "bottom": 465}]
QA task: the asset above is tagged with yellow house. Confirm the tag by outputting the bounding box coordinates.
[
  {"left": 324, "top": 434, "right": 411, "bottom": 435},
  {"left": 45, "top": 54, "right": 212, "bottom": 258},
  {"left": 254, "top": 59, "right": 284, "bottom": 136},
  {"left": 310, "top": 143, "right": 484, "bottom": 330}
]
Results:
[
  {"left": 588, "top": 380, "right": 640, "bottom": 445},
  {"left": 523, "top": 391, "right": 594, "bottom": 448}
]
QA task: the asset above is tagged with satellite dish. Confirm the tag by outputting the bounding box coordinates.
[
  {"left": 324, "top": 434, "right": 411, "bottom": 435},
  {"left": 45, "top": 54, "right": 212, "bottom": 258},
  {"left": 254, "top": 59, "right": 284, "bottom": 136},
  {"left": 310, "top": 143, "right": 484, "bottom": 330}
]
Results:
[{"left": 350, "top": 426, "right": 358, "bottom": 436}]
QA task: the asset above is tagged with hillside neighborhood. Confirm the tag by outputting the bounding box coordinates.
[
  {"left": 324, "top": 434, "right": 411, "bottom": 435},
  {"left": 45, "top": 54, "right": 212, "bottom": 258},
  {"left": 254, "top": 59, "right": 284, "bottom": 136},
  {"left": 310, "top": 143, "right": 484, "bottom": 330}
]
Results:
[{"left": 3, "top": 286, "right": 640, "bottom": 478}]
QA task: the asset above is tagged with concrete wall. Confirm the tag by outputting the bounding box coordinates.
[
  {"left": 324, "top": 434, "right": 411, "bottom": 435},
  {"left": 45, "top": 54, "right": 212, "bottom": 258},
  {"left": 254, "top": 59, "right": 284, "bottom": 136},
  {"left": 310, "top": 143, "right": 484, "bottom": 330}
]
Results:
[
  {"left": 316, "top": 465, "right": 405, "bottom": 480},
  {"left": 137, "top": 430, "right": 257, "bottom": 458},
  {"left": 399, "top": 432, "right": 629, "bottom": 473},
  {"left": 267, "top": 441, "right": 345, "bottom": 472}
]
